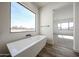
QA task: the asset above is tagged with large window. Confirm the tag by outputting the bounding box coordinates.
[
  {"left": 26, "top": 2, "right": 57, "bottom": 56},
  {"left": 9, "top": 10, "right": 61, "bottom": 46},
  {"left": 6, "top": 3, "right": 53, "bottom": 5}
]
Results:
[
  {"left": 57, "top": 22, "right": 73, "bottom": 30},
  {"left": 11, "top": 2, "right": 36, "bottom": 32},
  {"left": 57, "top": 22, "right": 74, "bottom": 40}
]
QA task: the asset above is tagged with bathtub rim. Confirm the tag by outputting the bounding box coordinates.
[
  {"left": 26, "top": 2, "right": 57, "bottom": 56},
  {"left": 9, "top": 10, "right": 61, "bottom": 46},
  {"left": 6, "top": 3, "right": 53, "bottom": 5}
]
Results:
[{"left": 7, "top": 35, "right": 47, "bottom": 57}]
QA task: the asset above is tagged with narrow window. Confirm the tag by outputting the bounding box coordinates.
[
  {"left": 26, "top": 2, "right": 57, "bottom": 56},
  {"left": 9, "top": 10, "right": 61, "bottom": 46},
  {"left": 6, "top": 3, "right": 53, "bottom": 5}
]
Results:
[
  {"left": 63, "top": 35, "right": 74, "bottom": 39},
  {"left": 58, "top": 35, "right": 63, "bottom": 38},
  {"left": 58, "top": 35, "right": 74, "bottom": 40}
]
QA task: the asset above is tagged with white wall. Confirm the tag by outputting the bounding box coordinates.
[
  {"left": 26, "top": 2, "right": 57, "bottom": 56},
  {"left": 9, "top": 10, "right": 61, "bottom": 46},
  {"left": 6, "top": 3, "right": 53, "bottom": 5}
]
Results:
[
  {"left": 74, "top": 2, "right": 79, "bottom": 51},
  {"left": 39, "top": 6, "right": 53, "bottom": 44},
  {"left": 0, "top": 2, "right": 39, "bottom": 54},
  {"left": 39, "top": 2, "right": 71, "bottom": 44}
]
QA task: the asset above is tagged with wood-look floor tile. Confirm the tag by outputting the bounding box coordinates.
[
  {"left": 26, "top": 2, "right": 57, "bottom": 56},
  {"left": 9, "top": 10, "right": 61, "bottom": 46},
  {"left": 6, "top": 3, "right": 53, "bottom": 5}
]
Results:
[{"left": 37, "top": 43, "right": 79, "bottom": 57}]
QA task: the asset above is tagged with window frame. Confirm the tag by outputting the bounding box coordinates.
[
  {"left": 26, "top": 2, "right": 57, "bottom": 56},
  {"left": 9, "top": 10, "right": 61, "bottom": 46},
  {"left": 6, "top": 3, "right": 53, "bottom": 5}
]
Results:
[{"left": 10, "top": 2, "right": 36, "bottom": 33}]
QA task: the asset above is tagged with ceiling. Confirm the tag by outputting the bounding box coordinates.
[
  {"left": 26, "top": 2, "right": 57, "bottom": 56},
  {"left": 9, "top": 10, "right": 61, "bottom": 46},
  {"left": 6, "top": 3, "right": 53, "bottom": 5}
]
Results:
[
  {"left": 31, "top": 2, "right": 49, "bottom": 8},
  {"left": 31, "top": 2, "right": 70, "bottom": 9}
]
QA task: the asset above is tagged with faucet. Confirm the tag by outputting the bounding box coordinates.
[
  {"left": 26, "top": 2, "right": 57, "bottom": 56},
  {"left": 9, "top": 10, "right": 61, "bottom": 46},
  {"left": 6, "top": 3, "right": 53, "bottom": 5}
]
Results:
[{"left": 26, "top": 34, "right": 32, "bottom": 38}]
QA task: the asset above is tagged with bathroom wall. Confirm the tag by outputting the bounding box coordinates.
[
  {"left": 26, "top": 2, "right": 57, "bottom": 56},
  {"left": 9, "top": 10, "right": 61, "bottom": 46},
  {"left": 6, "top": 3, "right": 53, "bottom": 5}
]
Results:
[
  {"left": 39, "top": 6, "right": 53, "bottom": 44},
  {"left": 74, "top": 2, "right": 79, "bottom": 52},
  {"left": 39, "top": 2, "right": 70, "bottom": 44},
  {"left": 0, "top": 2, "right": 39, "bottom": 54}
]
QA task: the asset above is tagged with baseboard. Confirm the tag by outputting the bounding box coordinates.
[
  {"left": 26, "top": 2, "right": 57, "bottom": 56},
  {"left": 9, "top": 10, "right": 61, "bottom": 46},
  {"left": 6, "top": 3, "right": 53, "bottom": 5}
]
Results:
[
  {"left": 74, "top": 49, "right": 79, "bottom": 53},
  {"left": 0, "top": 53, "right": 10, "bottom": 57},
  {"left": 47, "top": 40, "right": 54, "bottom": 45}
]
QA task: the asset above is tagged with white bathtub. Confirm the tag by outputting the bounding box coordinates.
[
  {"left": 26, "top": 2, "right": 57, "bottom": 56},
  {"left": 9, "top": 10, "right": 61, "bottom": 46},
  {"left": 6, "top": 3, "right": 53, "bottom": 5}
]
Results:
[{"left": 7, "top": 35, "right": 47, "bottom": 57}]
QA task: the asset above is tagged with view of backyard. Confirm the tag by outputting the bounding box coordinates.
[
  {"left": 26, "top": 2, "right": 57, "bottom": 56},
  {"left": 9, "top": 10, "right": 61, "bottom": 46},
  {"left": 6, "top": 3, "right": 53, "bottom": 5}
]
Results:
[{"left": 11, "top": 2, "right": 35, "bottom": 32}]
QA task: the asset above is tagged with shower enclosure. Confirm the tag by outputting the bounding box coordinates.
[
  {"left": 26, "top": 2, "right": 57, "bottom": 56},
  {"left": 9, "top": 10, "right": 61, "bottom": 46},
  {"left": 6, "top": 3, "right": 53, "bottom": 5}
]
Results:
[{"left": 53, "top": 3, "right": 74, "bottom": 49}]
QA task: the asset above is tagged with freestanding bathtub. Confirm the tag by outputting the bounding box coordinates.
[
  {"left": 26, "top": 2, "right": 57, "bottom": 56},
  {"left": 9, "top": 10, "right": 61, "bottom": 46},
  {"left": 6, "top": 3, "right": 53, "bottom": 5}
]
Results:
[{"left": 7, "top": 35, "right": 47, "bottom": 57}]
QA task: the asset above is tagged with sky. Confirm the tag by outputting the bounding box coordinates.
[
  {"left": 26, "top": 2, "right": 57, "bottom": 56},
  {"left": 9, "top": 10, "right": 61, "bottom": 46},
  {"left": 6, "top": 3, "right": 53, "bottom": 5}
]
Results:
[{"left": 11, "top": 2, "right": 35, "bottom": 28}]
